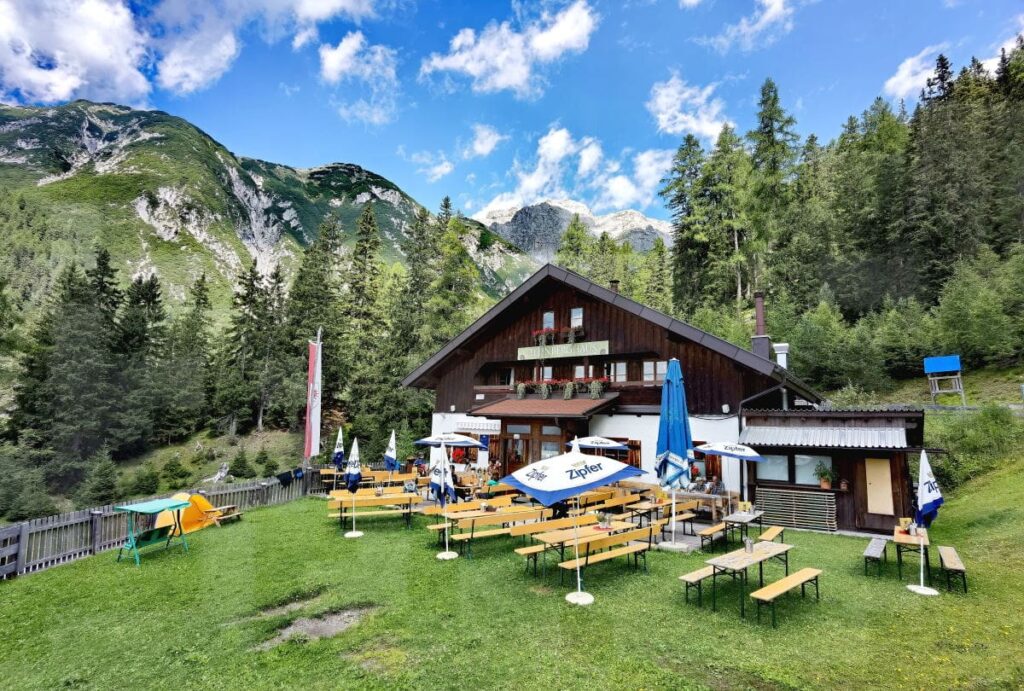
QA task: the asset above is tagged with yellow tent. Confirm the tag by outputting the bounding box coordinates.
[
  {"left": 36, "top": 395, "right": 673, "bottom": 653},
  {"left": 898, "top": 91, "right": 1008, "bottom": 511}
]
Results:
[{"left": 154, "top": 492, "right": 222, "bottom": 535}]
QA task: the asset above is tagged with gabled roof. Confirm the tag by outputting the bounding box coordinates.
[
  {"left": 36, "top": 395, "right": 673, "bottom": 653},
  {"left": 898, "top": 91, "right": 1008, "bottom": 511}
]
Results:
[{"left": 401, "top": 263, "right": 821, "bottom": 403}]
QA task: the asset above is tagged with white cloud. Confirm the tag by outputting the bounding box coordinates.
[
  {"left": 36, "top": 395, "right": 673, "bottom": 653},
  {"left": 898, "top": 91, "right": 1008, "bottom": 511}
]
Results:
[
  {"left": 701, "top": 0, "right": 795, "bottom": 53},
  {"left": 981, "top": 15, "right": 1024, "bottom": 73},
  {"left": 476, "top": 125, "right": 671, "bottom": 217},
  {"left": 0, "top": 0, "right": 150, "bottom": 104},
  {"left": 158, "top": 30, "right": 240, "bottom": 94},
  {"left": 646, "top": 72, "right": 731, "bottom": 139},
  {"left": 419, "top": 0, "right": 598, "bottom": 98},
  {"left": 319, "top": 31, "right": 398, "bottom": 124},
  {"left": 464, "top": 123, "right": 508, "bottom": 159},
  {"left": 883, "top": 43, "right": 948, "bottom": 100},
  {"left": 408, "top": 150, "right": 454, "bottom": 183},
  {"left": 679, "top": 0, "right": 704, "bottom": 7}
]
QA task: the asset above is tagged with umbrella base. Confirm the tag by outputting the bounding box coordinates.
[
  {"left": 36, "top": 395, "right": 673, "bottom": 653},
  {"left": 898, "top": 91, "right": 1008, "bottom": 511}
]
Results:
[
  {"left": 906, "top": 584, "right": 939, "bottom": 596},
  {"left": 344, "top": 530, "right": 364, "bottom": 539},
  {"left": 565, "top": 591, "right": 595, "bottom": 606},
  {"left": 436, "top": 550, "right": 459, "bottom": 561}
]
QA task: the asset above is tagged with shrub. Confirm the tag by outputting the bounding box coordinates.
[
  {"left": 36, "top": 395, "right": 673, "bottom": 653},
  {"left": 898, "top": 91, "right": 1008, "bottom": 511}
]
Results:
[
  {"left": 132, "top": 464, "right": 161, "bottom": 495},
  {"left": 254, "top": 447, "right": 277, "bottom": 475},
  {"left": 76, "top": 450, "right": 120, "bottom": 507},
  {"left": 229, "top": 449, "right": 256, "bottom": 479},
  {"left": 161, "top": 455, "right": 191, "bottom": 489},
  {"left": 7, "top": 481, "right": 59, "bottom": 521},
  {"left": 927, "top": 406, "right": 1024, "bottom": 490}
]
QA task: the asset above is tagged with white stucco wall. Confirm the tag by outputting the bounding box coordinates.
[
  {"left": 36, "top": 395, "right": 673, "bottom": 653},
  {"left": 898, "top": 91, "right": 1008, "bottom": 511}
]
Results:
[{"left": 589, "top": 414, "right": 742, "bottom": 491}]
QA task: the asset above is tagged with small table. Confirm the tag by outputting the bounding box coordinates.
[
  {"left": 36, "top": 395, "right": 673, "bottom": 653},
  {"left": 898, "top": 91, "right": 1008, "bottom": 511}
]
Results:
[
  {"left": 707, "top": 542, "right": 792, "bottom": 617},
  {"left": 723, "top": 510, "right": 765, "bottom": 540},
  {"left": 330, "top": 493, "right": 420, "bottom": 528},
  {"left": 893, "top": 527, "right": 932, "bottom": 585},
  {"left": 535, "top": 521, "right": 634, "bottom": 560},
  {"left": 626, "top": 500, "right": 667, "bottom": 527},
  {"left": 114, "top": 498, "right": 191, "bottom": 566}
]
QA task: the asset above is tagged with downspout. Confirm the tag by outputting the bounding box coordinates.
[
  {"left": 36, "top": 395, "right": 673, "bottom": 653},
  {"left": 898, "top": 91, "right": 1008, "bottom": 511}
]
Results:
[{"left": 735, "top": 374, "right": 789, "bottom": 502}]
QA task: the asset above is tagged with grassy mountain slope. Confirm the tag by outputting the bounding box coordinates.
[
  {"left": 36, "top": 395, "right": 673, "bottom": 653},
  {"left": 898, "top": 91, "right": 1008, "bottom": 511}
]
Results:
[{"left": 0, "top": 100, "right": 536, "bottom": 317}]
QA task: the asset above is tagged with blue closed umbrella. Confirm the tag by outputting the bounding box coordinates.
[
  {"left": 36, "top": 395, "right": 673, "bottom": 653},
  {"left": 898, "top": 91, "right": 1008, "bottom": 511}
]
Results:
[{"left": 655, "top": 358, "right": 694, "bottom": 543}]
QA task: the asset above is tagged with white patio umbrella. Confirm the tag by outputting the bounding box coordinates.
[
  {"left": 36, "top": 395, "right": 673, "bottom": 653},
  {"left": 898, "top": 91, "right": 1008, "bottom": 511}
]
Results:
[
  {"left": 696, "top": 442, "right": 764, "bottom": 506},
  {"left": 566, "top": 436, "right": 630, "bottom": 452},
  {"left": 500, "top": 439, "right": 644, "bottom": 606}
]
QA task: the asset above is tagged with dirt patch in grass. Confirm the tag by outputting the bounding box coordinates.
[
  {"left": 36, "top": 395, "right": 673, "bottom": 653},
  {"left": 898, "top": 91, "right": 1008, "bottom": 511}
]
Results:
[
  {"left": 255, "top": 607, "right": 376, "bottom": 651},
  {"left": 529, "top": 585, "right": 553, "bottom": 596},
  {"left": 346, "top": 643, "right": 409, "bottom": 673}
]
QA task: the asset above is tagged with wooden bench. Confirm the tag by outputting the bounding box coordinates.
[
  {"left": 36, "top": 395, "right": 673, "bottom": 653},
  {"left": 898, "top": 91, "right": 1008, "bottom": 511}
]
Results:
[
  {"left": 419, "top": 495, "right": 513, "bottom": 516},
  {"left": 750, "top": 568, "right": 822, "bottom": 628},
  {"left": 204, "top": 504, "right": 243, "bottom": 526},
  {"left": 863, "top": 537, "right": 888, "bottom": 576},
  {"left": 938, "top": 546, "right": 967, "bottom": 593},
  {"left": 327, "top": 495, "right": 417, "bottom": 528},
  {"left": 556, "top": 524, "right": 658, "bottom": 584},
  {"left": 679, "top": 566, "right": 715, "bottom": 606},
  {"left": 450, "top": 509, "right": 549, "bottom": 557},
  {"left": 584, "top": 494, "right": 640, "bottom": 515},
  {"left": 758, "top": 525, "right": 784, "bottom": 543},
  {"left": 698, "top": 522, "right": 730, "bottom": 551},
  {"left": 511, "top": 515, "right": 600, "bottom": 574}
]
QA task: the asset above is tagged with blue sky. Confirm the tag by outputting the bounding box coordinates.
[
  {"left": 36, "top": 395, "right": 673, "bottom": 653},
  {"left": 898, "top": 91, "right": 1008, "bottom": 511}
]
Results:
[{"left": 2, "top": 1, "right": 1022, "bottom": 220}]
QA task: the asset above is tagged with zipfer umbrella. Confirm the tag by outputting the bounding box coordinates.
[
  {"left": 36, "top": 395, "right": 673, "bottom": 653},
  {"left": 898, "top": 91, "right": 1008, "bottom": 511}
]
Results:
[
  {"left": 655, "top": 358, "right": 694, "bottom": 543},
  {"left": 501, "top": 439, "right": 643, "bottom": 606},
  {"left": 695, "top": 442, "right": 764, "bottom": 504},
  {"left": 566, "top": 436, "right": 629, "bottom": 452}
]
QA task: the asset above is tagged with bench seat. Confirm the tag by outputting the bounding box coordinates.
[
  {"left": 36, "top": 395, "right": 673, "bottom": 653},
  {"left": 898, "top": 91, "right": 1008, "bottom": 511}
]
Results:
[
  {"left": 329, "top": 509, "right": 410, "bottom": 519},
  {"left": 698, "top": 522, "right": 728, "bottom": 551},
  {"left": 679, "top": 566, "right": 715, "bottom": 606},
  {"left": 558, "top": 542, "right": 648, "bottom": 570},
  {"left": 750, "top": 568, "right": 822, "bottom": 628},
  {"left": 758, "top": 525, "right": 784, "bottom": 543},
  {"left": 938, "top": 545, "right": 967, "bottom": 592},
  {"left": 863, "top": 537, "right": 888, "bottom": 576},
  {"left": 451, "top": 527, "right": 511, "bottom": 541}
]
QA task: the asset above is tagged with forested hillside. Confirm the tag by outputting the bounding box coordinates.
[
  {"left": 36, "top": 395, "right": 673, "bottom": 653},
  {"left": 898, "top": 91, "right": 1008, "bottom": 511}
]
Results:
[{"left": 558, "top": 43, "right": 1024, "bottom": 398}]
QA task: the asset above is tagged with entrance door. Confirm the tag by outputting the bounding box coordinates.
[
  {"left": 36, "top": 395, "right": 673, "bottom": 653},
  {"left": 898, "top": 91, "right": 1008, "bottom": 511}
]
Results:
[{"left": 865, "top": 458, "right": 895, "bottom": 516}]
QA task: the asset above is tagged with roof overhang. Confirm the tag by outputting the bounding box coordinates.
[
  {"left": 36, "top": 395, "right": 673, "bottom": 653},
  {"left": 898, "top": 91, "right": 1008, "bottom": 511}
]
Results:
[{"left": 468, "top": 393, "right": 619, "bottom": 419}]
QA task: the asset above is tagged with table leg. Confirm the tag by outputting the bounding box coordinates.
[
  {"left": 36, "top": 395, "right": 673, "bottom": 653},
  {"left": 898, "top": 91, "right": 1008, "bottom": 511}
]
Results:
[
  {"left": 897, "top": 545, "right": 903, "bottom": 580},
  {"left": 739, "top": 568, "right": 746, "bottom": 618},
  {"left": 711, "top": 567, "right": 718, "bottom": 611},
  {"left": 759, "top": 560, "right": 764, "bottom": 587},
  {"left": 175, "top": 510, "right": 188, "bottom": 552}
]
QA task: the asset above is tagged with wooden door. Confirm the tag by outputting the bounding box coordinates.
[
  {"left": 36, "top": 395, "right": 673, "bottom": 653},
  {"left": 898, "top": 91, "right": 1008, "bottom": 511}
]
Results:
[{"left": 865, "top": 458, "right": 895, "bottom": 516}]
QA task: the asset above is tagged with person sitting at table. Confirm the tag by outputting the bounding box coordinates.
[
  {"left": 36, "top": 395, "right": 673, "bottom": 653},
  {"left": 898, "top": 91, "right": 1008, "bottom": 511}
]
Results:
[
  {"left": 487, "top": 472, "right": 499, "bottom": 486},
  {"left": 551, "top": 500, "right": 570, "bottom": 519},
  {"left": 705, "top": 475, "right": 723, "bottom": 495}
]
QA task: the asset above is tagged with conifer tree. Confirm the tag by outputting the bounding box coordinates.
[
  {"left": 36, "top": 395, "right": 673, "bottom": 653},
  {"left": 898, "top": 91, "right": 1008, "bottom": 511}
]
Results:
[
  {"left": 659, "top": 135, "right": 705, "bottom": 316},
  {"left": 76, "top": 448, "right": 120, "bottom": 507},
  {"left": 554, "top": 214, "right": 593, "bottom": 275}
]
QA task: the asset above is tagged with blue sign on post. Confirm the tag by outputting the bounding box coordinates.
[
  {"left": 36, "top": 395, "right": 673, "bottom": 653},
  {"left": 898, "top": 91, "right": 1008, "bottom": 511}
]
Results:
[{"left": 923, "top": 355, "right": 961, "bottom": 375}]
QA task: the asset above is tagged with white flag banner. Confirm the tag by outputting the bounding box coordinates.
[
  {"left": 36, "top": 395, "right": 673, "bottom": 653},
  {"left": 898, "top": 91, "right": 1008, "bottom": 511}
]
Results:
[
  {"left": 915, "top": 449, "right": 944, "bottom": 525},
  {"left": 304, "top": 335, "right": 322, "bottom": 458}
]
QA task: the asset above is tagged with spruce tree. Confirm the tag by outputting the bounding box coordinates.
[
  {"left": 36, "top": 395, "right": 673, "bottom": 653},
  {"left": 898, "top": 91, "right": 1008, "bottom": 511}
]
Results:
[
  {"left": 659, "top": 135, "right": 705, "bottom": 315},
  {"left": 76, "top": 449, "right": 120, "bottom": 507},
  {"left": 229, "top": 448, "right": 255, "bottom": 479},
  {"left": 554, "top": 214, "right": 594, "bottom": 275}
]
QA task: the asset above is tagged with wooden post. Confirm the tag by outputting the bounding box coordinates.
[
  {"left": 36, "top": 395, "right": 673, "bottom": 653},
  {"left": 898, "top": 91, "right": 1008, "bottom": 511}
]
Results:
[
  {"left": 89, "top": 510, "right": 103, "bottom": 555},
  {"left": 260, "top": 482, "right": 269, "bottom": 506},
  {"left": 15, "top": 522, "right": 30, "bottom": 576}
]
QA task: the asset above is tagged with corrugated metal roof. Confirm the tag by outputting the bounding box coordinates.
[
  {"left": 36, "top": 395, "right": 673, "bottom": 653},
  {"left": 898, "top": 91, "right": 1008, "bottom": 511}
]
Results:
[{"left": 739, "top": 425, "right": 909, "bottom": 449}]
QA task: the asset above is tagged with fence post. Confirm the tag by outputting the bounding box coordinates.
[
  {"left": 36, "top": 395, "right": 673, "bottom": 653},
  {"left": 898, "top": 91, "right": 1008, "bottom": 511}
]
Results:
[
  {"left": 15, "top": 522, "right": 30, "bottom": 576},
  {"left": 89, "top": 510, "right": 103, "bottom": 555},
  {"left": 259, "top": 482, "right": 269, "bottom": 506}
]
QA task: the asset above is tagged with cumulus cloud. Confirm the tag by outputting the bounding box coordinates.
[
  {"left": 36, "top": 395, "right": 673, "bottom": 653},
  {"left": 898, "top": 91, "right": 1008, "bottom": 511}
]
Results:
[
  {"left": 464, "top": 123, "right": 509, "bottom": 159},
  {"left": 475, "top": 125, "right": 672, "bottom": 218},
  {"left": 407, "top": 150, "right": 454, "bottom": 183},
  {"left": 419, "top": 0, "right": 598, "bottom": 98},
  {"left": 0, "top": 0, "right": 388, "bottom": 104},
  {"left": 646, "top": 72, "right": 731, "bottom": 140},
  {"left": 318, "top": 31, "right": 398, "bottom": 124},
  {"left": 883, "top": 43, "right": 948, "bottom": 100},
  {"left": 0, "top": 0, "right": 150, "bottom": 105},
  {"left": 981, "top": 15, "right": 1024, "bottom": 73},
  {"left": 679, "top": 0, "right": 704, "bottom": 7},
  {"left": 701, "top": 0, "right": 795, "bottom": 54}
]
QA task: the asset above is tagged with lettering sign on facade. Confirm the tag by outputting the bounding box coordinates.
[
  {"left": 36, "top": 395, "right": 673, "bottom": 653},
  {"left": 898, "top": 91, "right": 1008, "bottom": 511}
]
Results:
[{"left": 517, "top": 340, "right": 611, "bottom": 361}]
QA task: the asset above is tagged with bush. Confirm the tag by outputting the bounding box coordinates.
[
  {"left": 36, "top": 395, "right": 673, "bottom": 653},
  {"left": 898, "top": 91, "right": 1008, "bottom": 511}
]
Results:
[
  {"left": 132, "top": 464, "right": 161, "bottom": 495},
  {"left": 927, "top": 406, "right": 1024, "bottom": 490},
  {"left": 7, "top": 481, "right": 59, "bottom": 521},
  {"left": 161, "top": 455, "right": 191, "bottom": 489},
  {"left": 934, "top": 257, "right": 1014, "bottom": 367},
  {"left": 229, "top": 449, "right": 256, "bottom": 479},
  {"left": 254, "top": 447, "right": 277, "bottom": 475},
  {"left": 76, "top": 450, "right": 120, "bottom": 507}
]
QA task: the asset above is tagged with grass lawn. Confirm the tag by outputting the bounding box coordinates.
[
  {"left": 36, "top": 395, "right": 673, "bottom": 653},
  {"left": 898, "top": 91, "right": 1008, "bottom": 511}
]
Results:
[
  {"left": 2, "top": 459, "right": 1023, "bottom": 690},
  {"left": 868, "top": 364, "right": 1024, "bottom": 407}
]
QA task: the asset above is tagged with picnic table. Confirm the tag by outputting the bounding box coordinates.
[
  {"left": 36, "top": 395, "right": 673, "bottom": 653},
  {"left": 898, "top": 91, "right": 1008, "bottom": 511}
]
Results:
[
  {"left": 626, "top": 499, "right": 670, "bottom": 527},
  {"left": 329, "top": 492, "right": 419, "bottom": 529},
  {"left": 893, "top": 527, "right": 932, "bottom": 585},
  {"left": 723, "top": 510, "right": 765, "bottom": 540},
  {"left": 114, "top": 498, "right": 191, "bottom": 566},
  {"left": 666, "top": 491, "right": 729, "bottom": 521},
  {"left": 706, "top": 541, "right": 793, "bottom": 617},
  {"left": 534, "top": 520, "right": 634, "bottom": 561}
]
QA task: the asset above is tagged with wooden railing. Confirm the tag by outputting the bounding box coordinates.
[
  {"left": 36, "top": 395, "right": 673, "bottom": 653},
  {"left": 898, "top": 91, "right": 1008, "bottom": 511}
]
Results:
[{"left": 0, "top": 472, "right": 313, "bottom": 581}]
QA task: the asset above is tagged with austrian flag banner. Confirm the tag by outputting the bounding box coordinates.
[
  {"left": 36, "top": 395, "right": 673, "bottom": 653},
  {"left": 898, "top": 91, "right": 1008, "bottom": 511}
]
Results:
[{"left": 304, "top": 333, "right": 323, "bottom": 460}]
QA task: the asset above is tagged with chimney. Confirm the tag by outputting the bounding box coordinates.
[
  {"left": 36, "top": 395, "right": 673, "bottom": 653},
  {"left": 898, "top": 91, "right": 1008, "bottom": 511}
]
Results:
[
  {"left": 751, "top": 291, "right": 771, "bottom": 359},
  {"left": 774, "top": 342, "right": 790, "bottom": 370},
  {"left": 609, "top": 279, "right": 620, "bottom": 294}
]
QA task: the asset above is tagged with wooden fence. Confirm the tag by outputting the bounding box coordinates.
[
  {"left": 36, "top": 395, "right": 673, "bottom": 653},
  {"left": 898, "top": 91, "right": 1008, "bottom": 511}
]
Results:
[{"left": 0, "top": 472, "right": 312, "bottom": 581}]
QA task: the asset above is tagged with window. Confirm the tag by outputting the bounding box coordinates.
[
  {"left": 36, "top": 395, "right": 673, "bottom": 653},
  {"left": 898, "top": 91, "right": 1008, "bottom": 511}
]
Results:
[
  {"left": 570, "top": 307, "right": 583, "bottom": 328},
  {"left": 498, "top": 368, "right": 514, "bottom": 386},
  {"left": 507, "top": 424, "right": 531, "bottom": 435},
  {"left": 607, "top": 362, "right": 627, "bottom": 382},
  {"left": 536, "top": 365, "right": 553, "bottom": 381},
  {"left": 757, "top": 454, "right": 789, "bottom": 482},
  {"left": 574, "top": 364, "right": 594, "bottom": 380},
  {"left": 795, "top": 455, "right": 831, "bottom": 485},
  {"left": 541, "top": 441, "right": 561, "bottom": 459},
  {"left": 542, "top": 311, "right": 554, "bottom": 330},
  {"left": 541, "top": 425, "right": 561, "bottom": 436},
  {"left": 642, "top": 360, "right": 668, "bottom": 382}
]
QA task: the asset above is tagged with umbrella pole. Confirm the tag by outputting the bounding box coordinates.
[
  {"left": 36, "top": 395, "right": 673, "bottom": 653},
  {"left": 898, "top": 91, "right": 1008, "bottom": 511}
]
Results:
[
  {"left": 907, "top": 533, "right": 938, "bottom": 596},
  {"left": 565, "top": 496, "right": 594, "bottom": 606},
  {"left": 671, "top": 489, "right": 677, "bottom": 543},
  {"left": 345, "top": 493, "right": 363, "bottom": 538},
  {"left": 437, "top": 446, "right": 458, "bottom": 560}
]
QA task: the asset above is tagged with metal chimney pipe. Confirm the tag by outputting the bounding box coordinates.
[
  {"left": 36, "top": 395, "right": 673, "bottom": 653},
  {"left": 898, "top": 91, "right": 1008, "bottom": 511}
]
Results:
[
  {"left": 774, "top": 343, "right": 790, "bottom": 370},
  {"left": 754, "top": 291, "right": 766, "bottom": 336},
  {"left": 609, "top": 279, "right": 620, "bottom": 294}
]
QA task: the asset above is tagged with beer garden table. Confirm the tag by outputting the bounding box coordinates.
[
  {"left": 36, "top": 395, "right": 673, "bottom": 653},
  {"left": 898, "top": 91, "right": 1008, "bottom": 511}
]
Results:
[
  {"left": 706, "top": 541, "right": 793, "bottom": 617},
  {"left": 893, "top": 526, "right": 932, "bottom": 585}
]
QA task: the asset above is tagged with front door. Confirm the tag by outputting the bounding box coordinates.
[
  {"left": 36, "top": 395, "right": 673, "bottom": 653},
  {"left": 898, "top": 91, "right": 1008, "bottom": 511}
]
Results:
[
  {"left": 497, "top": 420, "right": 568, "bottom": 473},
  {"left": 865, "top": 458, "right": 895, "bottom": 516}
]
